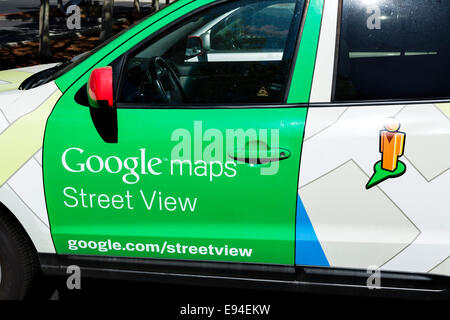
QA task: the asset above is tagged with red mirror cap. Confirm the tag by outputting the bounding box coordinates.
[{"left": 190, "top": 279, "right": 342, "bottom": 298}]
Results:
[{"left": 87, "top": 66, "right": 113, "bottom": 108}]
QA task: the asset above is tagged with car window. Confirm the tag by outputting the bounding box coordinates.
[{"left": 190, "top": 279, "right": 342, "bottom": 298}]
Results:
[
  {"left": 210, "top": 3, "right": 295, "bottom": 51},
  {"left": 118, "top": 0, "right": 302, "bottom": 105},
  {"left": 334, "top": 0, "right": 450, "bottom": 101}
]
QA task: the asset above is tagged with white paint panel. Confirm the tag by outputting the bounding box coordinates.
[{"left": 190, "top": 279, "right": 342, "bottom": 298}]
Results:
[
  {"left": 0, "top": 83, "right": 61, "bottom": 253},
  {"left": 0, "top": 90, "right": 21, "bottom": 113},
  {"left": 300, "top": 105, "right": 450, "bottom": 274},
  {"left": 0, "top": 183, "right": 55, "bottom": 253},
  {"left": 0, "top": 81, "right": 58, "bottom": 123},
  {"left": 300, "top": 105, "right": 405, "bottom": 187},
  {"left": 309, "top": 0, "right": 339, "bottom": 103},
  {"left": 14, "top": 63, "right": 60, "bottom": 74},
  {"left": 304, "top": 107, "right": 347, "bottom": 140},
  {"left": 299, "top": 160, "right": 419, "bottom": 269},
  {"left": 34, "top": 149, "right": 43, "bottom": 166},
  {"left": 378, "top": 167, "right": 450, "bottom": 273},
  {"left": 430, "top": 256, "right": 450, "bottom": 277},
  {"left": 398, "top": 104, "right": 450, "bottom": 181},
  {"left": 0, "top": 110, "right": 8, "bottom": 134},
  {"left": 7, "top": 158, "right": 49, "bottom": 227}
]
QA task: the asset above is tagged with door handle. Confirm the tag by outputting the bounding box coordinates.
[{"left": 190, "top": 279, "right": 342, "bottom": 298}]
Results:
[{"left": 229, "top": 148, "right": 291, "bottom": 164}]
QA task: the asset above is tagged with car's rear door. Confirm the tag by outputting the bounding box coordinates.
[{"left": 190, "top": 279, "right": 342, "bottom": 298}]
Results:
[{"left": 296, "top": 0, "right": 450, "bottom": 277}]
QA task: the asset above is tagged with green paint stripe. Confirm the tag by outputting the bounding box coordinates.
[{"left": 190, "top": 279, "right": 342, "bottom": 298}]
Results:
[{"left": 287, "top": 0, "right": 324, "bottom": 104}]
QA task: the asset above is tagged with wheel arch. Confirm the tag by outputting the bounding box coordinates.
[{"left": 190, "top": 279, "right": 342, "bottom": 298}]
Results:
[{"left": 0, "top": 188, "right": 55, "bottom": 255}]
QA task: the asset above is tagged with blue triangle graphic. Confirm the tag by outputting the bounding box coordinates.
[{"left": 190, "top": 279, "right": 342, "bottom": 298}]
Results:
[{"left": 295, "top": 195, "right": 329, "bottom": 266}]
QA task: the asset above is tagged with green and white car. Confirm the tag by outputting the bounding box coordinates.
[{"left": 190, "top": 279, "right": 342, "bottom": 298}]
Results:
[{"left": 0, "top": 0, "right": 449, "bottom": 300}]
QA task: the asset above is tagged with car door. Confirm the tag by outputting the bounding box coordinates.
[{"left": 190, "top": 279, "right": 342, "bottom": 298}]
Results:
[
  {"left": 297, "top": 0, "right": 450, "bottom": 277},
  {"left": 43, "top": 0, "right": 313, "bottom": 265}
]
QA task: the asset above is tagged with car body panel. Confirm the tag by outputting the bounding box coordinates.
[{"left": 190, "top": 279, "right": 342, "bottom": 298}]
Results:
[
  {"left": 286, "top": 0, "right": 322, "bottom": 104},
  {"left": 0, "top": 64, "right": 59, "bottom": 93},
  {"left": 297, "top": 0, "right": 450, "bottom": 277},
  {"left": 0, "top": 71, "right": 33, "bottom": 93},
  {"left": 0, "top": 81, "right": 61, "bottom": 253}
]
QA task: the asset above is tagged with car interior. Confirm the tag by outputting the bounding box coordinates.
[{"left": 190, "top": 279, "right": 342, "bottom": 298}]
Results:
[{"left": 118, "top": 0, "right": 297, "bottom": 106}]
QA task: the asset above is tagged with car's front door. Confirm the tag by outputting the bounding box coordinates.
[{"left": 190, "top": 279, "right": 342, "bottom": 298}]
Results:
[{"left": 43, "top": 0, "right": 315, "bottom": 265}]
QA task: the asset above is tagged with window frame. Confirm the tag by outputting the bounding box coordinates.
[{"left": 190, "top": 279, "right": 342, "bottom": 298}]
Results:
[
  {"left": 115, "top": 0, "right": 307, "bottom": 109},
  {"left": 329, "top": 0, "right": 450, "bottom": 106}
]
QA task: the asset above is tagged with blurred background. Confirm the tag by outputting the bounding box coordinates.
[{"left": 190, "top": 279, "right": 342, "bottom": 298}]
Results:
[{"left": 0, "top": 0, "right": 175, "bottom": 71}]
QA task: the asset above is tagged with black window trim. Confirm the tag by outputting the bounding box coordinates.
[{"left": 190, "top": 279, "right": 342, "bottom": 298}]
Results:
[
  {"left": 310, "top": 97, "right": 450, "bottom": 109},
  {"left": 115, "top": 0, "right": 308, "bottom": 110},
  {"left": 115, "top": 102, "right": 309, "bottom": 110},
  {"left": 283, "top": 0, "right": 310, "bottom": 103},
  {"left": 330, "top": 0, "right": 343, "bottom": 101}
]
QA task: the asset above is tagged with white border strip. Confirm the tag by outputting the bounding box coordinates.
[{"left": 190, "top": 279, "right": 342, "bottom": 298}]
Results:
[{"left": 309, "top": 0, "right": 339, "bottom": 103}]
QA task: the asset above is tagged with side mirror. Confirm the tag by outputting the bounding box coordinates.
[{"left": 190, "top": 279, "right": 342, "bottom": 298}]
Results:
[
  {"left": 87, "top": 66, "right": 114, "bottom": 109},
  {"left": 185, "top": 36, "right": 205, "bottom": 60}
]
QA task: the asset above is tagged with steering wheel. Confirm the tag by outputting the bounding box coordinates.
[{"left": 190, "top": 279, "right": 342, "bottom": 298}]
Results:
[
  {"left": 123, "top": 60, "right": 152, "bottom": 103},
  {"left": 149, "top": 57, "right": 185, "bottom": 104}
]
